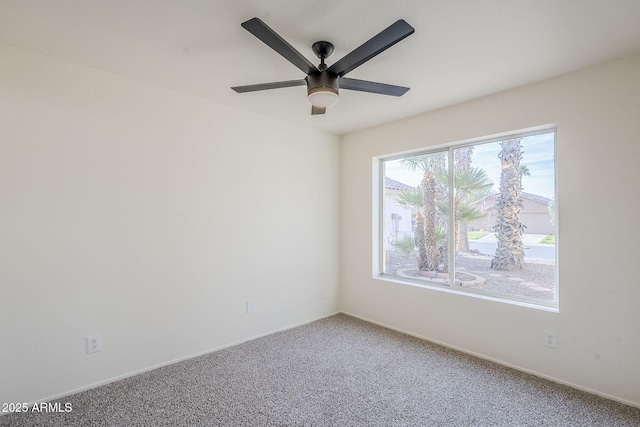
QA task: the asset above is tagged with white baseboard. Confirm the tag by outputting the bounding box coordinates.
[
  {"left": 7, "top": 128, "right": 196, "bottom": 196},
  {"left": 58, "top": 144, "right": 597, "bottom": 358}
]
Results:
[
  {"left": 3, "top": 311, "right": 340, "bottom": 416},
  {"left": 340, "top": 310, "right": 640, "bottom": 410}
]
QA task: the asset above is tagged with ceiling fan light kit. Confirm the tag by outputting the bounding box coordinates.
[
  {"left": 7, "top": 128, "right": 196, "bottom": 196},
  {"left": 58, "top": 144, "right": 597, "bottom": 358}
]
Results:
[
  {"left": 231, "top": 17, "right": 414, "bottom": 115},
  {"left": 307, "top": 72, "right": 339, "bottom": 107}
]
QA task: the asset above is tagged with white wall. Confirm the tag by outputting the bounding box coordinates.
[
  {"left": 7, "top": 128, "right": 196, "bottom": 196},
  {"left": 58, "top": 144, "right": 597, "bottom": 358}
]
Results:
[
  {"left": 0, "top": 45, "right": 340, "bottom": 404},
  {"left": 340, "top": 54, "right": 640, "bottom": 406}
]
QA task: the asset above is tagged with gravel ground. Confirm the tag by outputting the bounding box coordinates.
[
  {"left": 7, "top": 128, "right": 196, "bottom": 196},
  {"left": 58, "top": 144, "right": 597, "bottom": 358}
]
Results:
[{"left": 386, "top": 251, "right": 556, "bottom": 302}]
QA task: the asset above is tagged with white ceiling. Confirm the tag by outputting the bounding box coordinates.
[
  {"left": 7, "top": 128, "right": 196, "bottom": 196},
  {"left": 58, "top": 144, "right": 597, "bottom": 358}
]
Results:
[{"left": 2, "top": 0, "right": 640, "bottom": 135}]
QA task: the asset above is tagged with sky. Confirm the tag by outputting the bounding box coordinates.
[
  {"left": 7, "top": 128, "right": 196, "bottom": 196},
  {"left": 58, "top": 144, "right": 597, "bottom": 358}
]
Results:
[{"left": 385, "top": 132, "right": 556, "bottom": 199}]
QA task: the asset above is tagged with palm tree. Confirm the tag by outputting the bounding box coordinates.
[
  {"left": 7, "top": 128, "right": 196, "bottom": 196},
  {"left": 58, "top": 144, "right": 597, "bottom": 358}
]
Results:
[
  {"left": 455, "top": 146, "right": 473, "bottom": 170},
  {"left": 491, "top": 138, "right": 526, "bottom": 271},
  {"left": 399, "top": 154, "right": 444, "bottom": 271},
  {"left": 395, "top": 187, "right": 428, "bottom": 270},
  {"left": 459, "top": 200, "right": 491, "bottom": 252},
  {"left": 438, "top": 167, "right": 493, "bottom": 252},
  {"left": 454, "top": 167, "right": 493, "bottom": 252},
  {"left": 547, "top": 199, "right": 556, "bottom": 227},
  {"left": 394, "top": 234, "right": 417, "bottom": 259}
]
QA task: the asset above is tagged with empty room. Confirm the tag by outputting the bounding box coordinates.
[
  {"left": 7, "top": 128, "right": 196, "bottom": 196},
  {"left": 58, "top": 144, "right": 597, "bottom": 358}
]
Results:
[{"left": 1, "top": 1, "right": 639, "bottom": 425}]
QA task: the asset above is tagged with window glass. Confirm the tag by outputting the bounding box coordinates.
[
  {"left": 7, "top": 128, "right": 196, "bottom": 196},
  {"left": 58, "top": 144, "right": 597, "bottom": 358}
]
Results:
[{"left": 381, "top": 131, "right": 557, "bottom": 307}]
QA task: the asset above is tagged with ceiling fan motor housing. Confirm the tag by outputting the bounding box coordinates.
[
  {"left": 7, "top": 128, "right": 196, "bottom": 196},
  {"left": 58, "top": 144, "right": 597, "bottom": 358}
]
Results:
[{"left": 307, "top": 71, "right": 339, "bottom": 107}]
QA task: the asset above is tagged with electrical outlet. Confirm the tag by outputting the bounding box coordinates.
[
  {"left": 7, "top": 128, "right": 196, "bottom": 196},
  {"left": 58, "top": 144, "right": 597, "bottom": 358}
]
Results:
[
  {"left": 543, "top": 330, "right": 557, "bottom": 349},
  {"left": 246, "top": 300, "right": 256, "bottom": 314},
  {"left": 87, "top": 335, "right": 101, "bottom": 354}
]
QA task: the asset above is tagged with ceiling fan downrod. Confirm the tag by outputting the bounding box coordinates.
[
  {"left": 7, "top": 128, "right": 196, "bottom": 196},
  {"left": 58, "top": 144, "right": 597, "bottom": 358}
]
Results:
[{"left": 312, "top": 41, "right": 334, "bottom": 71}]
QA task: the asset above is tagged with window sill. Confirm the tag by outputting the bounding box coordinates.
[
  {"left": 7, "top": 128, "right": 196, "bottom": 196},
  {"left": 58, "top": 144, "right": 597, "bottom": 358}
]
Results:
[{"left": 374, "top": 274, "right": 559, "bottom": 313}]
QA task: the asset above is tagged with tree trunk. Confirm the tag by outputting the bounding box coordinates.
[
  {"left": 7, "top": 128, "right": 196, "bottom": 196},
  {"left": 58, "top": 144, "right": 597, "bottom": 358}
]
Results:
[
  {"left": 421, "top": 168, "right": 439, "bottom": 271},
  {"left": 458, "top": 219, "right": 470, "bottom": 252},
  {"left": 414, "top": 211, "right": 429, "bottom": 271},
  {"left": 453, "top": 195, "right": 461, "bottom": 252},
  {"left": 439, "top": 238, "right": 449, "bottom": 273},
  {"left": 491, "top": 139, "right": 526, "bottom": 271},
  {"left": 454, "top": 146, "right": 473, "bottom": 252}
]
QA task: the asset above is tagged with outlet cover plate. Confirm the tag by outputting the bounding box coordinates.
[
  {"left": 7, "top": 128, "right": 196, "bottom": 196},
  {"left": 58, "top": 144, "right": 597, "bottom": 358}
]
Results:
[
  {"left": 87, "top": 335, "right": 101, "bottom": 354},
  {"left": 246, "top": 300, "right": 256, "bottom": 314},
  {"left": 543, "top": 330, "right": 557, "bottom": 348}
]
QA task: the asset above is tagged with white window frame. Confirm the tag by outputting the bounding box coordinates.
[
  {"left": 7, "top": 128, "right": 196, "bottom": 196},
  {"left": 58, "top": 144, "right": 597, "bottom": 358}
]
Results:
[{"left": 374, "top": 126, "right": 558, "bottom": 312}]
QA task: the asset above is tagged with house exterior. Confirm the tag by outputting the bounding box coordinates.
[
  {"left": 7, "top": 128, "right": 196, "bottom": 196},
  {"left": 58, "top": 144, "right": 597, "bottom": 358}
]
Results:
[
  {"left": 383, "top": 177, "right": 415, "bottom": 249},
  {"left": 469, "top": 192, "right": 555, "bottom": 235}
]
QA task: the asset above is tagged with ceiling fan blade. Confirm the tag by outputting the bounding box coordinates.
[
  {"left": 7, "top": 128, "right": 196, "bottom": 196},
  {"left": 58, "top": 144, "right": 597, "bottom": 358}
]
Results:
[
  {"left": 340, "top": 77, "right": 409, "bottom": 96},
  {"left": 241, "top": 18, "right": 318, "bottom": 75},
  {"left": 311, "top": 105, "right": 326, "bottom": 115},
  {"left": 231, "top": 79, "right": 306, "bottom": 93},
  {"left": 328, "top": 19, "right": 414, "bottom": 77}
]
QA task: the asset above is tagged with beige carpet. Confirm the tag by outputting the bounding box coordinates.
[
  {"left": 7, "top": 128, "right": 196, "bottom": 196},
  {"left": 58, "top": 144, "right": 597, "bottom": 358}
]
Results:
[{"left": 2, "top": 314, "right": 639, "bottom": 426}]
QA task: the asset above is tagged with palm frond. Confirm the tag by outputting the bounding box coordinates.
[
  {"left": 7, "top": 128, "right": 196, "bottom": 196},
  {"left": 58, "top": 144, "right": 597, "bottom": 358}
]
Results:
[
  {"left": 395, "top": 187, "right": 423, "bottom": 209},
  {"left": 455, "top": 167, "right": 494, "bottom": 193},
  {"left": 393, "top": 234, "right": 417, "bottom": 258},
  {"left": 458, "top": 201, "right": 487, "bottom": 222}
]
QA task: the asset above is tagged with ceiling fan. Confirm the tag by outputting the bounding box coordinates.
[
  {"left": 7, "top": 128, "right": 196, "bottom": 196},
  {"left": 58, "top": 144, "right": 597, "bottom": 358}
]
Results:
[{"left": 231, "top": 18, "right": 415, "bottom": 115}]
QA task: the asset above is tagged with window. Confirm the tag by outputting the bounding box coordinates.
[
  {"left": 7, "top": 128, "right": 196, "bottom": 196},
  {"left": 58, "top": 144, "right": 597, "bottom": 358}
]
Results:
[{"left": 378, "top": 129, "right": 557, "bottom": 309}]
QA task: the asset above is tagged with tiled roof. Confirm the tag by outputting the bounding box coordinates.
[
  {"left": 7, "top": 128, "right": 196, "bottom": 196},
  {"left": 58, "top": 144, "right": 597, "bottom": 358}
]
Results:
[
  {"left": 385, "top": 177, "right": 413, "bottom": 191},
  {"left": 521, "top": 192, "right": 553, "bottom": 204},
  {"left": 477, "top": 192, "right": 553, "bottom": 205}
]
